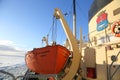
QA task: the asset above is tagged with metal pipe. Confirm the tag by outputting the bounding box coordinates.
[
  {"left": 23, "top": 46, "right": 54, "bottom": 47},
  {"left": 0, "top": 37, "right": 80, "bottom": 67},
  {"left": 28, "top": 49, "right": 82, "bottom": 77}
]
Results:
[{"left": 111, "top": 65, "right": 120, "bottom": 79}]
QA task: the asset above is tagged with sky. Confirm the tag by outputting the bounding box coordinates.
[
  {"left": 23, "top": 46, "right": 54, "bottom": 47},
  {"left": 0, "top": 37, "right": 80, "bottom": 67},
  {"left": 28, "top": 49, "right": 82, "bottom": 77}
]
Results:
[{"left": 0, "top": 0, "right": 93, "bottom": 56}]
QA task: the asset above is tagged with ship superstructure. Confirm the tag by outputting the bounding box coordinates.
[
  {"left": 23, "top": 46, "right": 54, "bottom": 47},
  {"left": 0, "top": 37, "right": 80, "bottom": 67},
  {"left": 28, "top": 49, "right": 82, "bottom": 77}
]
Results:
[{"left": 82, "top": 0, "right": 120, "bottom": 80}]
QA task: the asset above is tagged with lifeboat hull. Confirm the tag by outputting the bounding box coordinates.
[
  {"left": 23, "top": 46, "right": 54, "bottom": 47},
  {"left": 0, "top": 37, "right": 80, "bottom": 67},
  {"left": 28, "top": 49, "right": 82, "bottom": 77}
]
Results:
[{"left": 25, "top": 45, "right": 70, "bottom": 74}]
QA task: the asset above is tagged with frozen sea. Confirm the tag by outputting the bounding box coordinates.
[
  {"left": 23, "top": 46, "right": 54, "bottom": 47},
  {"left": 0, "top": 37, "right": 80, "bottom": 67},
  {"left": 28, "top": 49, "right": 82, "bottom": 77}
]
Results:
[
  {"left": 0, "top": 55, "right": 27, "bottom": 80},
  {"left": 0, "top": 55, "right": 25, "bottom": 67}
]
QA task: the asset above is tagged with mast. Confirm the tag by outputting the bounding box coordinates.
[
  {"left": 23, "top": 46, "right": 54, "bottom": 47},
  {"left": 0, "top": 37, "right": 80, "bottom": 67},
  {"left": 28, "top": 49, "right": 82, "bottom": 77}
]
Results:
[{"left": 73, "top": 0, "right": 76, "bottom": 38}]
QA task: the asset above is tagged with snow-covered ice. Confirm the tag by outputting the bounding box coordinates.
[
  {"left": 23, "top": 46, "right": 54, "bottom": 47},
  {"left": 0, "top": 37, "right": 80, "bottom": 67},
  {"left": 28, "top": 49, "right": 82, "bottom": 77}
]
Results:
[
  {"left": 0, "top": 55, "right": 25, "bottom": 67},
  {"left": 0, "top": 55, "right": 27, "bottom": 80}
]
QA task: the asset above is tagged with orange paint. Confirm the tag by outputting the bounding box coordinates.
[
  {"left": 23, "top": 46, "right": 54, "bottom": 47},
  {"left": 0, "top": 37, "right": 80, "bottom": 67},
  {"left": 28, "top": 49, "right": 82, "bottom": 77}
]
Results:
[{"left": 25, "top": 45, "right": 70, "bottom": 74}]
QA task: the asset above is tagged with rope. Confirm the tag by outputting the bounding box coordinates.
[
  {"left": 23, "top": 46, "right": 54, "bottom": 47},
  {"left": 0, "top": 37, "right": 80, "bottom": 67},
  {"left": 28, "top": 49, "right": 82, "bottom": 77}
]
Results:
[
  {"left": 47, "top": 16, "right": 55, "bottom": 36},
  {"left": 52, "top": 18, "right": 57, "bottom": 42},
  {"left": 46, "top": 16, "right": 58, "bottom": 43}
]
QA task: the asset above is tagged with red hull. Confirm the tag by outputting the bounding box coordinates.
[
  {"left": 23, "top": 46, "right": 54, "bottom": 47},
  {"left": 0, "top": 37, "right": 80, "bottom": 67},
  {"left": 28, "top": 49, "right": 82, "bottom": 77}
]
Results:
[{"left": 25, "top": 45, "right": 70, "bottom": 74}]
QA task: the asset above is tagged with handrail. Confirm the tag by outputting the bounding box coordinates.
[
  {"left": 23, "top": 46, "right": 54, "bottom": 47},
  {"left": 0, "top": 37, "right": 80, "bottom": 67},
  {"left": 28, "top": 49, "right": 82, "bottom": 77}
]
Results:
[
  {"left": 0, "top": 70, "right": 16, "bottom": 80},
  {"left": 108, "top": 50, "right": 120, "bottom": 80}
]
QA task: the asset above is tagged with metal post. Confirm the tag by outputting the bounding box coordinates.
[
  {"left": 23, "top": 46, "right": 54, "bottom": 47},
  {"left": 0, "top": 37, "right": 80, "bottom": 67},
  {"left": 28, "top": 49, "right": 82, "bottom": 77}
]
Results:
[{"left": 73, "top": 0, "right": 76, "bottom": 38}]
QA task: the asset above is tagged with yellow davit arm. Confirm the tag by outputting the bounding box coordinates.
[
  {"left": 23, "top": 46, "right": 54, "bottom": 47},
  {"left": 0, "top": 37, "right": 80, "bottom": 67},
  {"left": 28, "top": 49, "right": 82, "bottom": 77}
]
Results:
[{"left": 54, "top": 8, "right": 81, "bottom": 80}]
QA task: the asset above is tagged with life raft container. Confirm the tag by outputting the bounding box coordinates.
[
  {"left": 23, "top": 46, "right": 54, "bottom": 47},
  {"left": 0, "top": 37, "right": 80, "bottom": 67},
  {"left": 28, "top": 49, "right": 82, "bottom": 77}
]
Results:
[
  {"left": 111, "top": 21, "right": 120, "bottom": 37},
  {"left": 25, "top": 45, "right": 70, "bottom": 74}
]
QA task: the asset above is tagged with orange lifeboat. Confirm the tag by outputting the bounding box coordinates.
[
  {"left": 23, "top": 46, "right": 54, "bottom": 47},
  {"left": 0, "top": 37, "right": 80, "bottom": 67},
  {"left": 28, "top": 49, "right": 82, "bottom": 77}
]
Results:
[{"left": 25, "top": 45, "right": 70, "bottom": 74}]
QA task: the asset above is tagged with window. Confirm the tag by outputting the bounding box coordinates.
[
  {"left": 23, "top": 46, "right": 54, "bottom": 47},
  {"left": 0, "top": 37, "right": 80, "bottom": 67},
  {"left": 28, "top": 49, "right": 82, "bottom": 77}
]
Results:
[{"left": 113, "top": 7, "right": 120, "bottom": 16}]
